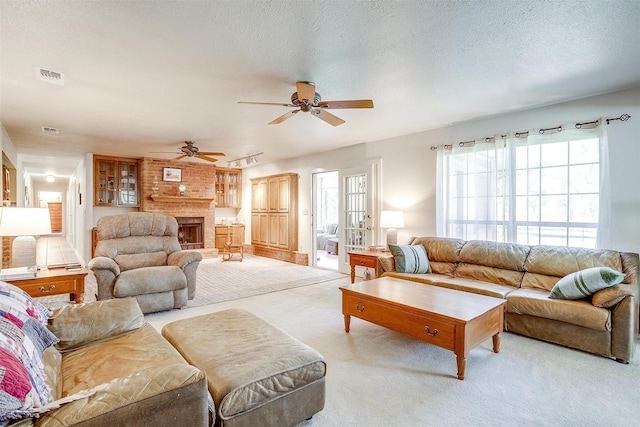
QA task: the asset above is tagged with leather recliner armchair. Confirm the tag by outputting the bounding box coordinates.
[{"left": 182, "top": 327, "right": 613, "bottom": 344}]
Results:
[{"left": 88, "top": 212, "right": 202, "bottom": 314}]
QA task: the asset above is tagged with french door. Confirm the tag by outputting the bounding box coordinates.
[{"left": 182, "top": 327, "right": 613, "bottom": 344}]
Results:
[{"left": 337, "top": 164, "right": 377, "bottom": 275}]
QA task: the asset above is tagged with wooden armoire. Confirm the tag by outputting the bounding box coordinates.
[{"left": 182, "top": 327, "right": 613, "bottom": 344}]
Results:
[{"left": 250, "top": 173, "right": 298, "bottom": 251}]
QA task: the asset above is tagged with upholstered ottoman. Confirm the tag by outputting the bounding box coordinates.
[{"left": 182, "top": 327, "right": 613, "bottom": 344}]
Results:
[
  {"left": 161, "top": 309, "right": 326, "bottom": 427},
  {"left": 326, "top": 237, "right": 338, "bottom": 255}
]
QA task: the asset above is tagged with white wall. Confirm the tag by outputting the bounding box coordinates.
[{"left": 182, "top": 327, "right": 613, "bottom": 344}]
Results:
[{"left": 242, "top": 86, "right": 640, "bottom": 258}]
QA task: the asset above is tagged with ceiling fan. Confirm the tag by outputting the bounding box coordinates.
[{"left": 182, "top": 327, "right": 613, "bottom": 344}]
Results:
[
  {"left": 152, "top": 141, "right": 225, "bottom": 163},
  {"left": 238, "top": 81, "right": 374, "bottom": 126}
]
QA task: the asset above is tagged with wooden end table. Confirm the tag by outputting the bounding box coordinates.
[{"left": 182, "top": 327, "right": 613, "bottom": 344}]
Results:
[
  {"left": 5, "top": 267, "right": 88, "bottom": 303},
  {"left": 340, "top": 277, "right": 506, "bottom": 380},
  {"left": 348, "top": 250, "right": 393, "bottom": 283}
]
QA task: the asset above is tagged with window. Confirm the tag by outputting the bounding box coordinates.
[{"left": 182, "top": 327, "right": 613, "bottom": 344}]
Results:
[{"left": 436, "top": 125, "right": 608, "bottom": 249}]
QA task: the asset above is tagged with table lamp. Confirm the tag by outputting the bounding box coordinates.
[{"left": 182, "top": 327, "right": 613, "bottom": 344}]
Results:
[
  {"left": 0, "top": 207, "right": 52, "bottom": 271},
  {"left": 379, "top": 210, "right": 404, "bottom": 249}
]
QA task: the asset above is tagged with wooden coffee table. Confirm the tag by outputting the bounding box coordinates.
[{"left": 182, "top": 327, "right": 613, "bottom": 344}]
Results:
[{"left": 340, "top": 277, "right": 506, "bottom": 380}]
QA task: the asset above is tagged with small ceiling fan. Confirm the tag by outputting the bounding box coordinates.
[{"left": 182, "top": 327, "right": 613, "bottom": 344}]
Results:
[
  {"left": 238, "top": 81, "right": 374, "bottom": 126},
  {"left": 151, "top": 141, "right": 225, "bottom": 163}
]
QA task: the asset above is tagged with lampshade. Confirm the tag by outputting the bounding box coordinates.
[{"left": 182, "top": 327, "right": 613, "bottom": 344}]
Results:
[
  {"left": 0, "top": 207, "right": 52, "bottom": 236},
  {"left": 379, "top": 211, "right": 405, "bottom": 229}
]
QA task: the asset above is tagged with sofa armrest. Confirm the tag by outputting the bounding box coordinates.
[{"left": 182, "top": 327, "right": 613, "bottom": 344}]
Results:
[
  {"left": 379, "top": 255, "right": 395, "bottom": 273},
  {"left": 87, "top": 256, "right": 120, "bottom": 276},
  {"left": 47, "top": 298, "right": 144, "bottom": 352},
  {"left": 592, "top": 282, "right": 637, "bottom": 308},
  {"left": 36, "top": 364, "right": 208, "bottom": 426},
  {"left": 168, "top": 250, "right": 203, "bottom": 269}
]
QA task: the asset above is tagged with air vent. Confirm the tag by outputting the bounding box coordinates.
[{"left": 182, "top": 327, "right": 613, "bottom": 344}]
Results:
[
  {"left": 36, "top": 68, "right": 64, "bottom": 85},
  {"left": 41, "top": 126, "right": 60, "bottom": 135}
]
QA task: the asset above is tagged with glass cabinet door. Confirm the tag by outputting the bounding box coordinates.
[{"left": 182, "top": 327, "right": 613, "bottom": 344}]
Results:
[
  {"left": 119, "top": 161, "right": 139, "bottom": 206},
  {"left": 215, "top": 170, "right": 227, "bottom": 207},
  {"left": 227, "top": 170, "right": 240, "bottom": 208},
  {"left": 96, "top": 159, "right": 117, "bottom": 206}
]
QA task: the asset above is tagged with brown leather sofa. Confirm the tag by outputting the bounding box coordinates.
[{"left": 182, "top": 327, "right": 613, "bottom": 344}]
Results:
[
  {"left": 380, "top": 237, "right": 639, "bottom": 363},
  {"left": 30, "top": 298, "right": 209, "bottom": 426}
]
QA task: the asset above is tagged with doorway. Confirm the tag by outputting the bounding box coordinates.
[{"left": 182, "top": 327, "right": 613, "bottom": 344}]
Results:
[
  {"left": 39, "top": 191, "right": 63, "bottom": 233},
  {"left": 312, "top": 171, "right": 339, "bottom": 270}
]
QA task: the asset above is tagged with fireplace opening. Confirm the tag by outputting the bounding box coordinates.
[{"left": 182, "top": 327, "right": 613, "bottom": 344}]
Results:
[{"left": 175, "top": 217, "right": 204, "bottom": 250}]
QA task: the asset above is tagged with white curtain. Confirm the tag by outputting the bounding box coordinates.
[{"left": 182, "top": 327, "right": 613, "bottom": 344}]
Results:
[
  {"left": 436, "top": 136, "right": 512, "bottom": 241},
  {"left": 436, "top": 121, "right": 611, "bottom": 248}
]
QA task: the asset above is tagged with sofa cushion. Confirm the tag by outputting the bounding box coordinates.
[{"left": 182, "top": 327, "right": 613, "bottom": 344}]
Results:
[
  {"left": 506, "top": 288, "right": 611, "bottom": 331},
  {"left": 115, "top": 249, "right": 168, "bottom": 271},
  {"left": 407, "top": 237, "right": 465, "bottom": 275},
  {"left": 60, "top": 323, "right": 192, "bottom": 395},
  {"left": 389, "top": 244, "right": 431, "bottom": 274},
  {"left": 549, "top": 267, "right": 625, "bottom": 300},
  {"left": 521, "top": 245, "right": 622, "bottom": 291},
  {"left": 381, "top": 271, "right": 448, "bottom": 285},
  {"left": 431, "top": 277, "right": 517, "bottom": 299},
  {"left": 455, "top": 240, "right": 528, "bottom": 287},
  {"left": 114, "top": 266, "right": 187, "bottom": 298},
  {"left": 325, "top": 223, "right": 338, "bottom": 235},
  {"left": 48, "top": 298, "right": 144, "bottom": 352}
]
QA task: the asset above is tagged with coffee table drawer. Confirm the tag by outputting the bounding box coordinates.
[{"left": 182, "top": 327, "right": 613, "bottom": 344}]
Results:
[{"left": 343, "top": 294, "right": 456, "bottom": 350}]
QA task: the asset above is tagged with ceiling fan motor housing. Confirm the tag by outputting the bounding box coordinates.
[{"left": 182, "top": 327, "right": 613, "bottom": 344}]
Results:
[{"left": 291, "top": 91, "right": 321, "bottom": 110}]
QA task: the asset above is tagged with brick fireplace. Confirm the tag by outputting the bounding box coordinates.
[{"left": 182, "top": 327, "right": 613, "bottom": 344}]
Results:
[{"left": 140, "top": 158, "right": 217, "bottom": 256}]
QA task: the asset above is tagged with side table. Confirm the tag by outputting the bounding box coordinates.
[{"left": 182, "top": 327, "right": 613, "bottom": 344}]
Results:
[
  {"left": 5, "top": 267, "right": 88, "bottom": 303},
  {"left": 348, "top": 250, "right": 393, "bottom": 283}
]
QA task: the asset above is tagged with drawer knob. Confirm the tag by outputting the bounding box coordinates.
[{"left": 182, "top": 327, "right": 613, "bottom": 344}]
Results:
[
  {"left": 358, "top": 260, "right": 367, "bottom": 265},
  {"left": 424, "top": 326, "right": 438, "bottom": 337},
  {"left": 38, "top": 285, "right": 56, "bottom": 293},
  {"left": 355, "top": 304, "right": 365, "bottom": 313}
]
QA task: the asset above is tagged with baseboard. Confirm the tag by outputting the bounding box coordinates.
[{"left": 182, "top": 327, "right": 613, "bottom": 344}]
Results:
[{"left": 246, "top": 245, "right": 308, "bottom": 265}]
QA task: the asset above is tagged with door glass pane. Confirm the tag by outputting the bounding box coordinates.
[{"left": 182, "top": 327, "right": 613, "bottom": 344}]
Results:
[{"left": 343, "top": 173, "right": 366, "bottom": 254}]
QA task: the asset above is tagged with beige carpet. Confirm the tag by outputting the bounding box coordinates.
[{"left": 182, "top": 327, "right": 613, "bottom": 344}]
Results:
[
  {"left": 147, "top": 276, "right": 639, "bottom": 427},
  {"left": 188, "top": 254, "right": 345, "bottom": 307}
]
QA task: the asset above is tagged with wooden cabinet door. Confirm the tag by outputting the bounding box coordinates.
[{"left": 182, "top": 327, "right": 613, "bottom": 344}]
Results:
[{"left": 252, "top": 179, "right": 268, "bottom": 212}]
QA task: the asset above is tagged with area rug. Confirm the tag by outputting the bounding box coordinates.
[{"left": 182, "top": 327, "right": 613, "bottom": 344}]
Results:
[{"left": 188, "top": 254, "right": 345, "bottom": 308}]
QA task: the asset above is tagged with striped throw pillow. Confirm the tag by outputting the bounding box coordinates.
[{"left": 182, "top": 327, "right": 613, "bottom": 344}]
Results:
[
  {"left": 389, "top": 244, "right": 431, "bottom": 274},
  {"left": 549, "top": 267, "right": 625, "bottom": 300}
]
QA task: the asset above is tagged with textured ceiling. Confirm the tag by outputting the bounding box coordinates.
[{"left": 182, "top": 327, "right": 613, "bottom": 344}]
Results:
[{"left": 1, "top": 1, "right": 639, "bottom": 181}]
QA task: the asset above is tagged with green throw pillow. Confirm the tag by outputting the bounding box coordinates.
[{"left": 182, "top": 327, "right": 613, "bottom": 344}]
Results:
[
  {"left": 389, "top": 244, "right": 431, "bottom": 274},
  {"left": 549, "top": 267, "right": 625, "bottom": 300}
]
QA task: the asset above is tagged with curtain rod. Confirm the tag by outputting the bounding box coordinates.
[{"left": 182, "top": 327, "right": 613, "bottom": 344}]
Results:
[{"left": 429, "top": 113, "right": 630, "bottom": 151}]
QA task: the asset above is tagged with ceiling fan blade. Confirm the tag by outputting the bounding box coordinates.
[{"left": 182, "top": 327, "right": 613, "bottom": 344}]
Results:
[
  {"left": 197, "top": 154, "right": 218, "bottom": 163},
  {"left": 317, "top": 99, "right": 374, "bottom": 109},
  {"left": 198, "top": 151, "right": 225, "bottom": 156},
  {"left": 296, "top": 81, "right": 316, "bottom": 102},
  {"left": 269, "top": 110, "right": 299, "bottom": 125},
  {"left": 238, "top": 101, "right": 296, "bottom": 107},
  {"left": 313, "top": 109, "right": 345, "bottom": 126},
  {"left": 174, "top": 155, "right": 187, "bottom": 160}
]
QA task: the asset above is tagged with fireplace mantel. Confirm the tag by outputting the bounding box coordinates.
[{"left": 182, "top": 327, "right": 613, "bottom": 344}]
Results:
[{"left": 150, "top": 195, "right": 215, "bottom": 203}]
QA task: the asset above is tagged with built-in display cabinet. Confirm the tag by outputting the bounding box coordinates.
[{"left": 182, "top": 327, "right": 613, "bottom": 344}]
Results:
[
  {"left": 215, "top": 167, "right": 242, "bottom": 208},
  {"left": 94, "top": 155, "right": 140, "bottom": 207}
]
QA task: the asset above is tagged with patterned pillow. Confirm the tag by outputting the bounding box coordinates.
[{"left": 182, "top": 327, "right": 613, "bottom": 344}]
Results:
[
  {"left": 389, "top": 244, "right": 432, "bottom": 274},
  {"left": 549, "top": 267, "right": 625, "bottom": 300}
]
